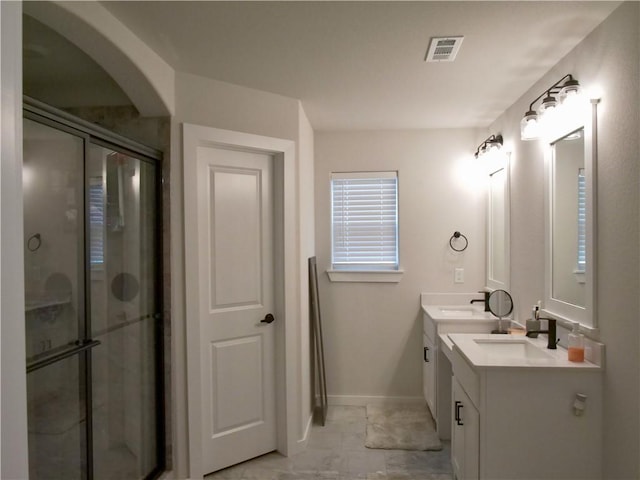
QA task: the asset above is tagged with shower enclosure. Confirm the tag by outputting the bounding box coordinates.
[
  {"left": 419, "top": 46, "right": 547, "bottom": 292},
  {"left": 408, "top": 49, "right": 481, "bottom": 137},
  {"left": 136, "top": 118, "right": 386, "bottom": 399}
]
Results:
[{"left": 23, "top": 98, "right": 164, "bottom": 479}]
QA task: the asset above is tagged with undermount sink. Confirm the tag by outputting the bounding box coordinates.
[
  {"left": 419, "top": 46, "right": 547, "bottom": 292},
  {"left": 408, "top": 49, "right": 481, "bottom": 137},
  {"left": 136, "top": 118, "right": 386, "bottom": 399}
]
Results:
[
  {"left": 423, "top": 304, "right": 498, "bottom": 323},
  {"left": 473, "top": 338, "right": 552, "bottom": 360},
  {"left": 448, "top": 333, "right": 602, "bottom": 369}
]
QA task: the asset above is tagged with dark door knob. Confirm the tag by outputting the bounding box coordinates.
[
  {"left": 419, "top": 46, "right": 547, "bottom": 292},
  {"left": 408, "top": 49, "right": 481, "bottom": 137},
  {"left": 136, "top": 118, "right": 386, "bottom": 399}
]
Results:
[{"left": 261, "top": 313, "right": 275, "bottom": 324}]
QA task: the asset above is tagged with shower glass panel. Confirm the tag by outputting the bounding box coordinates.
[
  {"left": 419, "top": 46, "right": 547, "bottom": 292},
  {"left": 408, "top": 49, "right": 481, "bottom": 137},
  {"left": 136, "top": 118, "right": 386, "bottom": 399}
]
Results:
[
  {"left": 23, "top": 118, "right": 84, "bottom": 362},
  {"left": 88, "top": 145, "right": 159, "bottom": 479},
  {"left": 23, "top": 118, "right": 87, "bottom": 480},
  {"left": 27, "top": 356, "right": 86, "bottom": 479},
  {"left": 23, "top": 103, "right": 163, "bottom": 480}
]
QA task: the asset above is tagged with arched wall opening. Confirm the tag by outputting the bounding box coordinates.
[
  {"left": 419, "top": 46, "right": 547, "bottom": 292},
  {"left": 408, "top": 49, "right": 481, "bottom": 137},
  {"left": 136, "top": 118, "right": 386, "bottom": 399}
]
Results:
[{"left": 23, "top": 1, "right": 174, "bottom": 118}]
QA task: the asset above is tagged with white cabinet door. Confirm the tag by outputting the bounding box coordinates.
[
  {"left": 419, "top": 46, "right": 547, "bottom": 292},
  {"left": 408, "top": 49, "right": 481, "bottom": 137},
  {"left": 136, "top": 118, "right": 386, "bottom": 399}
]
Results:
[
  {"left": 452, "top": 378, "right": 479, "bottom": 480},
  {"left": 423, "top": 333, "right": 436, "bottom": 413}
]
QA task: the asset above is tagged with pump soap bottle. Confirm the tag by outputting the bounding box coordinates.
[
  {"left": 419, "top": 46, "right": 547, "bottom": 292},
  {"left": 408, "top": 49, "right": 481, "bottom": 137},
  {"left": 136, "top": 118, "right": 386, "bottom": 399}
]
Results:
[
  {"left": 568, "top": 322, "right": 585, "bottom": 362},
  {"left": 526, "top": 302, "right": 540, "bottom": 338}
]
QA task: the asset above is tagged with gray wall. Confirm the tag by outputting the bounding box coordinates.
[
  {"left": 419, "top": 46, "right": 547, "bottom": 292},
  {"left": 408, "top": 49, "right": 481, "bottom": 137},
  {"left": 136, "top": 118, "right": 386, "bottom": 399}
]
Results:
[
  {"left": 314, "top": 128, "right": 485, "bottom": 402},
  {"left": 314, "top": 3, "right": 639, "bottom": 476},
  {"left": 488, "top": 2, "right": 640, "bottom": 477},
  {"left": 170, "top": 71, "right": 315, "bottom": 476}
]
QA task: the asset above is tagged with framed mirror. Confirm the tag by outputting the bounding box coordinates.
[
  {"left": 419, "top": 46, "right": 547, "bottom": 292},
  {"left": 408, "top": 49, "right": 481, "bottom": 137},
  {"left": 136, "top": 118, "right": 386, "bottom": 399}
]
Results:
[
  {"left": 543, "top": 100, "right": 598, "bottom": 330},
  {"left": 486, "top": 155, "right": 510, "bottom": 291}
]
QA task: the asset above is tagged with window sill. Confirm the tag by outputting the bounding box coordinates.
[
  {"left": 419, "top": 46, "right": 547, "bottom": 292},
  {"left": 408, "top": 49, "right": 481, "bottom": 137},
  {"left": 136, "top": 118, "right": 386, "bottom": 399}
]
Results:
[{"left": 326, "top": 269, "right": 404, "bottom": 283}]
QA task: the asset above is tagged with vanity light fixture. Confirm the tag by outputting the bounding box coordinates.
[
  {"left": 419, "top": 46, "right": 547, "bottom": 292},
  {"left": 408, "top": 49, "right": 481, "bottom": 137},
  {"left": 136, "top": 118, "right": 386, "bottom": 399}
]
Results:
[
  {"left": 520, "top": 74, "right": 583, "bottom": 141},
  {"left": 474, "top": 134, "right": 503, "bottom": 159}
]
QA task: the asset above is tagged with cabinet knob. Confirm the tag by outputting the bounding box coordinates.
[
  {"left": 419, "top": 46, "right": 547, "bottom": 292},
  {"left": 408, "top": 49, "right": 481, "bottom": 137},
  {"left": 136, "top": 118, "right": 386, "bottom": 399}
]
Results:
[{"left": 424, "top": 346, "right": 430, "bottom": 363}]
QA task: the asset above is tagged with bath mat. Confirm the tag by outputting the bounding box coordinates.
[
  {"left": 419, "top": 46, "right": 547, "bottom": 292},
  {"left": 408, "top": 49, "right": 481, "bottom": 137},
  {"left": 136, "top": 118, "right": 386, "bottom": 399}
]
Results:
[{"left": 365, "top": 404, "right": 442, "bottom": 451}]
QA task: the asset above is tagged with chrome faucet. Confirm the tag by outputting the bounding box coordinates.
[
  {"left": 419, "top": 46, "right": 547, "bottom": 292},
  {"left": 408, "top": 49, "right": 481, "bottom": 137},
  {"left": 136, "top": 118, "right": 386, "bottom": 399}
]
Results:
[
  {"left": 470, "top": 290, "right": 490, "bottom": 312},
  {"left": 526, "top": 318, "right": 558, "bottom": 349}
]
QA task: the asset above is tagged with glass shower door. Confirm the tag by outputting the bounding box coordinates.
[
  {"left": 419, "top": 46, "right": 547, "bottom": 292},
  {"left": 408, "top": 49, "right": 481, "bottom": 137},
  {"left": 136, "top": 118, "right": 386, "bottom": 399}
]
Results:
[
  {"left": 88, "top": 145, "right": 160, "bottom": 479},
  {"left": 23, "top": 106, "right": 163, "bottom": 480},
  {"left": 24, "top": 118, "right": 90, "bottom": 479}
]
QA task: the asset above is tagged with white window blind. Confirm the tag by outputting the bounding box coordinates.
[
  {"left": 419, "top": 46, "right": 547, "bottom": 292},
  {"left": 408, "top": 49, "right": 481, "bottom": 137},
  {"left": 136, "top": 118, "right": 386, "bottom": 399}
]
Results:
[
  {"left": 331, "top": 171, "right": 398, "bottom": 270},
  {"left": 577, "top": 168, "right": 586, "bottom": 271}
]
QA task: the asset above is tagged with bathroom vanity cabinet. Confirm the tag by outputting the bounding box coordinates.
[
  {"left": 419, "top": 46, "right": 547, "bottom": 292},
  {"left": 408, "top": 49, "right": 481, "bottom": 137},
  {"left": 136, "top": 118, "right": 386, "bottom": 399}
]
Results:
[
  {"left": 452, "top": 376, "right": 479, "bottom": 480},
  {"left": 449, "top": 338, "right": 603, "bottom": 480},
  {"left": 421, "top": 307, "right": 498, "bottom": 440},
  {"left": 422, "top": 329, "right": 436, "bottom": 412}
]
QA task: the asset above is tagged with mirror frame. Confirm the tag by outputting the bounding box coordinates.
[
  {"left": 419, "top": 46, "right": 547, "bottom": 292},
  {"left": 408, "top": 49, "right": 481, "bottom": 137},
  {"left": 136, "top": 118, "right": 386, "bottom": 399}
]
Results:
[
  {"left": 486, "top": 153, "right": 511, "bottom": 292},
  {"left": 542, "top": 99, "right": 599, "bottom": 331}
]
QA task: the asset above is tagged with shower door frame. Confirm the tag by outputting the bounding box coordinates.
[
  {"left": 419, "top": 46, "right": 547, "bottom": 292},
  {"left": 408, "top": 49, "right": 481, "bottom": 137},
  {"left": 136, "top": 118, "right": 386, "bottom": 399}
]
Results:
[{"left": 23, "top": 96, "right": 166, "bottom": 480}]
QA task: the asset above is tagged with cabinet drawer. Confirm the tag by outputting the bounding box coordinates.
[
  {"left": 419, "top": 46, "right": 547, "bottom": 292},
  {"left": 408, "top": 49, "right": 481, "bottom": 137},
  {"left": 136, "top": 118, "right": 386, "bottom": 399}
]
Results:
[
  {"left": 451, "top": 347, "right": 479, "bottom": 408},
  {"left": 423, "top": 313, "right": 437, "bottom": 341}
]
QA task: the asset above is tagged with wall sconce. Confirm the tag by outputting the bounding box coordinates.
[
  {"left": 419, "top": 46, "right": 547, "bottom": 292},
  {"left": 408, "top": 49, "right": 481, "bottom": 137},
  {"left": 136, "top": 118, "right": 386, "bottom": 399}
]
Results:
[
  {"left": 474, "top": 134, "right": 503, "bottom": 159},
  {"left": 520, "top": 74, "right": 584, "bottom": 141}
]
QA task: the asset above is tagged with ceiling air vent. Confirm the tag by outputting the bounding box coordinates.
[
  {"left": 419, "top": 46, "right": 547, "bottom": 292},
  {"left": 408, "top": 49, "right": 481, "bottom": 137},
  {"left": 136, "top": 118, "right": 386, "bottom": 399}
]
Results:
[{"left": 425, "top": 36, "right": 464, "bottom": 62}]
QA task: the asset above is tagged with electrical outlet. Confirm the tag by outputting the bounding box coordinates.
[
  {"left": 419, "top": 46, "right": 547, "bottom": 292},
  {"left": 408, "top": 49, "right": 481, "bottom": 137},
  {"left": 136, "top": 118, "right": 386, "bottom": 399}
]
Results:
[{"left": 454, "top": 268, "right": 464, "bottom": 284}]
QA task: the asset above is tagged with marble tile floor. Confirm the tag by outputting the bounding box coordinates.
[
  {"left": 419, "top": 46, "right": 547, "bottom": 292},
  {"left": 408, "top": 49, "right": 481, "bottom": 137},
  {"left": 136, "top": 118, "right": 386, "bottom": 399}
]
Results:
[{"left": 205, "top": 406, "right": 453, "bottom": 480}]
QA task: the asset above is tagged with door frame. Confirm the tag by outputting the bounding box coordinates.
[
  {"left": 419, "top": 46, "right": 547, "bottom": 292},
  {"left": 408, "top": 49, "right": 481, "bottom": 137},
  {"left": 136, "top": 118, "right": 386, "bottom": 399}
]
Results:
[
  {"left": 182, "top": 124, "right": 297, "bottom": 478},
  {"left": 1, "top": 2, "right": 30, "bottom": 478}
]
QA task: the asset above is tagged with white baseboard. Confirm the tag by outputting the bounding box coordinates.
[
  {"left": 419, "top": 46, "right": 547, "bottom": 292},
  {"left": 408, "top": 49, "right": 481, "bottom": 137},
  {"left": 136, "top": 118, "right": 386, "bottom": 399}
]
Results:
[{"left": 327, "top": 395, "right": 425, "bottom": 406}]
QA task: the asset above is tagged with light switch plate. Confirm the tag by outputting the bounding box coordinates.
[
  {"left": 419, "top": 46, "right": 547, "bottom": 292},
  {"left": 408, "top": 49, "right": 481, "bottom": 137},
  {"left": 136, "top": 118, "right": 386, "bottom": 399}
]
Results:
[{"left": 454, "top": 268, "right": 464, "bottom": 283}]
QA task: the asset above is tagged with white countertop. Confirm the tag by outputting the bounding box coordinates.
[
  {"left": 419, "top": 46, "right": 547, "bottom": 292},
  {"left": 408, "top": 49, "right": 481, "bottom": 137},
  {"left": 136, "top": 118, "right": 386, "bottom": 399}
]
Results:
[
  {"left": 422, "top": 304, "right": 499, "bottom": 323},
  {"left": 448, "top": 333, "right": 602, "bottom": 371}
]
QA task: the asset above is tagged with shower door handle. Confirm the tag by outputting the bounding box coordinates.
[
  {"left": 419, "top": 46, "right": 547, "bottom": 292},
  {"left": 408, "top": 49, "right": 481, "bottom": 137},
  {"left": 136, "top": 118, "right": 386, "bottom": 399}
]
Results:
[{"left": 27, "top": 339, "right": 101, "bottom": 373}]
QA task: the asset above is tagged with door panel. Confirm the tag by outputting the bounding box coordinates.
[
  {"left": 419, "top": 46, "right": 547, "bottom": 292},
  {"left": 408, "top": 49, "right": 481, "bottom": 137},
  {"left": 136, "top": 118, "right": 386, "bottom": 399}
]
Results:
[
  {"left": 210, "top": 336, "right": 263, "bottom": 434},
  {"left": 423, "top": 334, "right": 436, "bottom": 414},
  {"left": 209, "top": 165, "right": 262, "bottom": 309},
  {"left": 196, "top": 145, "right": 276, "bottom": 474}
]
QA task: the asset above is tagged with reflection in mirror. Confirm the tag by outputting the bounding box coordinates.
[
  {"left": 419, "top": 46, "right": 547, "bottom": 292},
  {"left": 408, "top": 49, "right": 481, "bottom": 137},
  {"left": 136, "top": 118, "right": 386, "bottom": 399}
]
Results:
[
  {"left": 552, "top": 129, "right": 585, "bottom": 308},
  {"left": 488, "top": 289, "right": 513, "bottom": 334},
  {"left": 544, "top": 99, "right": 598, "bottom": 329},
  {"left": 486, "top": 157, "right": 510, "bottom": 291}
]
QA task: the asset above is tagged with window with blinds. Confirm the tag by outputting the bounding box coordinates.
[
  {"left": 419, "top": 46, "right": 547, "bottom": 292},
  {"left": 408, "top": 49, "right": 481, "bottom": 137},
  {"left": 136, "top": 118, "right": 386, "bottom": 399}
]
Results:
[
  {"left": 577, "top": 168, "right": 586, "bottom": 271},
  {"left": 331, "top": 171, "right": 399, "bottom": 270}
]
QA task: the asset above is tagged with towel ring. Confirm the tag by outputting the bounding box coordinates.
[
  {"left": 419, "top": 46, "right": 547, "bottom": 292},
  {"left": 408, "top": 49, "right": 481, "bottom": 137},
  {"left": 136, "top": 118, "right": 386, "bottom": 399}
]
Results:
[
  {"left": 449, "top": 231, "right": 468, "bottom": 252},
  {"left": 27, "top": 233, "right": 42, "bottom": 252}
]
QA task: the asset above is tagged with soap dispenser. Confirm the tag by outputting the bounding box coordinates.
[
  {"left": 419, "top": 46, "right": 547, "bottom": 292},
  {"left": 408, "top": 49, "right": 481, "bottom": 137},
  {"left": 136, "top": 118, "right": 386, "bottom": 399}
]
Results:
[
  {"left": 568, "top": 322, "right": 585, "bottom": 362},
  {"left": 526, "top": 302, "right": 541, "bottom": 337}
]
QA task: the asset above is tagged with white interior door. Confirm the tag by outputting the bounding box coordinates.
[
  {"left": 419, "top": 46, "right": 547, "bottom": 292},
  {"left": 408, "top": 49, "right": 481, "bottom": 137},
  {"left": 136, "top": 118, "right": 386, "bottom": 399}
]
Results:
[{"left": 195, "top": 145, "right": 277, "bottom": 474}]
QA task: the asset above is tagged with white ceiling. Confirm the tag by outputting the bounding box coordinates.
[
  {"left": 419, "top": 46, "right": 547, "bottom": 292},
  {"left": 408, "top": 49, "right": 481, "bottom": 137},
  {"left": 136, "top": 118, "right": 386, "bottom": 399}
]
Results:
[{"left": 99, "top": 1, "right": 620, "bottom": 130}]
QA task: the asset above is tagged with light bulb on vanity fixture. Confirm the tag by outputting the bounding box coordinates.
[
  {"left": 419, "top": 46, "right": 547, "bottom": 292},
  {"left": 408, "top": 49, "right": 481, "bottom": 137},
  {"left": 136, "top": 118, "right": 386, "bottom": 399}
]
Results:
[
  {"left": 474, "top": 134, "right": 507, "bottom": 173},
  {"left": 520, "top": 74, "right": 585, "bottom": 141},
  {"left": 474, "top": 134, "right": 503, "bottom": 159}
]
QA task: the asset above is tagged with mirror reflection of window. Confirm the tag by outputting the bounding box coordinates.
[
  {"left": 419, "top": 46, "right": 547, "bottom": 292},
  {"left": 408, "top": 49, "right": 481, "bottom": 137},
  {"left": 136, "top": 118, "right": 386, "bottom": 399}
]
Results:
[
  {"left": 551, "top": 128, "right": 585, "bottom": 307},
  {"left": 488, "top": 168, "right": 506, "bottom": 284},
  {"left": 577, "top": 168, "right": 586, "bottom": 273}
]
